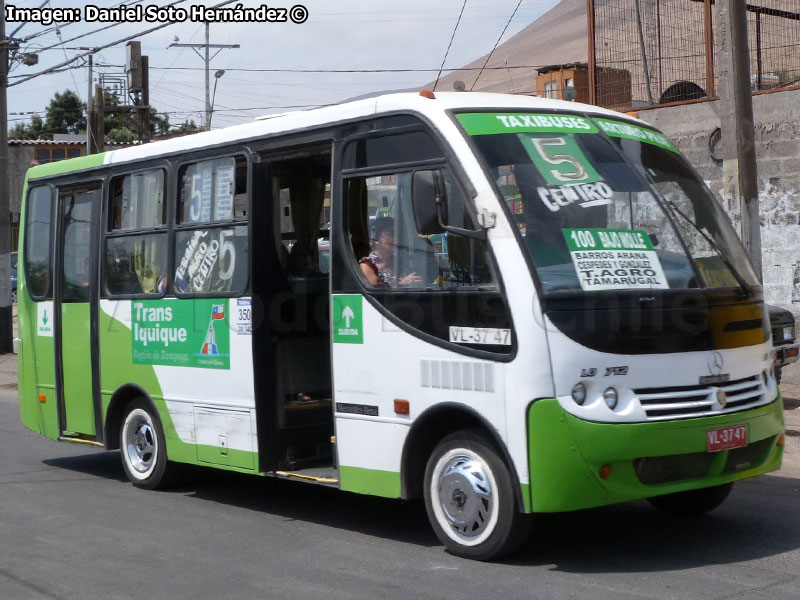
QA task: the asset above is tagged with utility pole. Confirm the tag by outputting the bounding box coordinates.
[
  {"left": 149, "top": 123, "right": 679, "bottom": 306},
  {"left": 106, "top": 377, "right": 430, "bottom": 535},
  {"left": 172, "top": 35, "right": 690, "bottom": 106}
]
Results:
[
  {"left": 205, "top": 23, "right": 210, "bottom": 131},
  {"left": 0, "top": 0, "right": 15, "bottom": 353},
  {"left": 126, "top": 41, "right": 151, "bottom": 143},
  {"left": 92, "top": 84, "right": 105, "bottom": 154},
  {"left": 717, "top": 0, "right": 762, "bottom": 281},
  {"left": 168, "top": 23, "right": 239, "bottom": 130},
  {"left": 87, "top": 53, "right": 93, "bottom": 153},
  {"left": 90, "top": 42, "right": 152, "bottom": 153}
]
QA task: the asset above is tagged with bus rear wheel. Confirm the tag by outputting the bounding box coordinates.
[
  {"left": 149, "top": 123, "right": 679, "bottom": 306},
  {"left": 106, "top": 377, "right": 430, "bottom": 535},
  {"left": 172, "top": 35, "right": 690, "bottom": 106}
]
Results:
[
  {"left": 120, "top": 399, "right": 178, "bottom": 490},
  {"left": 423, "top": 430, "right": 531, "bottom": 561},
  {"left": 647, "top": 482, "right": 733, "bottom": 516}
]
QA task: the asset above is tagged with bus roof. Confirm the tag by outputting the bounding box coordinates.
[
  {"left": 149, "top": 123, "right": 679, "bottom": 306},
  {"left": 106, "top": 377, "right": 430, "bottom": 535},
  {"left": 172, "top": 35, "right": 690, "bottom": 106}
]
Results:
[{"left": 27, "top": 92, "right": 644, "bottom": 178}]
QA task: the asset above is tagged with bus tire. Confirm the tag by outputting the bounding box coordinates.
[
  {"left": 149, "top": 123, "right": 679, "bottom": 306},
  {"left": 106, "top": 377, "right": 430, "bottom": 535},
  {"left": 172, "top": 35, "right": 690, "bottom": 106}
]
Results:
[
  {"left": 423, "top": 430, "right": 531, "bottom": 561},
  {"left": 647, "top": 482, "right": 733, "bottom": 516},
  {"left": 119, "top": 398, "right": 178, "bottom": 490}
]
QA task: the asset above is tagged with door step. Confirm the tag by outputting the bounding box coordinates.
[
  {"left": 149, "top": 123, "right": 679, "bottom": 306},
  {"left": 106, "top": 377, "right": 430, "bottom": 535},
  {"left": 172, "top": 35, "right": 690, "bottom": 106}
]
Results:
[
  {"left": 273, "top": 466, "right": 339, "bottom": 486},
  {"left": 59, "top": 435, "right": 103, "bottom": 447},
  {"left": 276, "top": 470, "right": 338, "bottom": 484}
]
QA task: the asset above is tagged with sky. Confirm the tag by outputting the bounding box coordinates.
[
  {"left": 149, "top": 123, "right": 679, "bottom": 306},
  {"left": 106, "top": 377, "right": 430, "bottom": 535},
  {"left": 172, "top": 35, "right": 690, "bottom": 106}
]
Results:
[{"left": 5, "top": 0, "right": 560, "bottom": 131}]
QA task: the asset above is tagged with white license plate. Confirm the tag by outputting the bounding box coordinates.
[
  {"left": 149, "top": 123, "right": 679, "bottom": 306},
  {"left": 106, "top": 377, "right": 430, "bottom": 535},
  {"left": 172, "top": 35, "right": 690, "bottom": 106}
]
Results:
[{"left": 448, "top": 326, "right": 512, "bottom": 346}]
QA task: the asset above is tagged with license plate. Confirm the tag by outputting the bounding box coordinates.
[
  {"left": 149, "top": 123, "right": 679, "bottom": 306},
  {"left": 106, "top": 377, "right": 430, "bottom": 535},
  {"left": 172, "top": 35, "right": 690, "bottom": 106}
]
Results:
[
  {"left": 706, "top": 425, "right": 747, "bottom": 453},
  {"left": 448, "top": 326, "right": 512, "bottom": 346}
]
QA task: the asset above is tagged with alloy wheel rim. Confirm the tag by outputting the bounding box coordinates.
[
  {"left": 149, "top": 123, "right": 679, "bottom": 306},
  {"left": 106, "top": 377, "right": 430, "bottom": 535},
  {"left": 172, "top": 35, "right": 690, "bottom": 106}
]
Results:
[{"left": 124, "top": 412, "right": 156, "bottom": 475}]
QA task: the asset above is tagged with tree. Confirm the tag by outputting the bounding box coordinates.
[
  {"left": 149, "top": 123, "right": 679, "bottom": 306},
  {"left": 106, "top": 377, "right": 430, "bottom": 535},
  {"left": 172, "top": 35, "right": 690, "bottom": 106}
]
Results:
[
  {"left": 152, "top": 111, "right": 170, "bottom": 136},
  {"left": 44, "top": 90, "right": 85, "bottom": 135},
  {"left": 175, "top": 119, "right": 199, "bottom": 134},
  {"left": 101, "top": 90, "right": 175, "bottom": 141},
  {"left": 9, "top": 89, "right": 194, "bottom": 141},
  {"left": 8, "top": 90, "right": 84, "bottom": 140},
  {"left": 8, "top": 114, "right": 45, "bottom": 140}
]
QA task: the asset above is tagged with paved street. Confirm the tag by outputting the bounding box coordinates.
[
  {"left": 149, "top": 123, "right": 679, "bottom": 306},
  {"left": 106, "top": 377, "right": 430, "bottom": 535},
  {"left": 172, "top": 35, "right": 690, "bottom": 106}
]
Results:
[{"left": 1, "top": 373, "right": 800, "bottom": 599}]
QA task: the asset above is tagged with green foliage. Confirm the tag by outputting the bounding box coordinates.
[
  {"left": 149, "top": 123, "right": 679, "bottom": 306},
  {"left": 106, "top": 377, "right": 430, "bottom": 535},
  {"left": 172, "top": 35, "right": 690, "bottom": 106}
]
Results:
[
  {"left": 8, "top": 114, "right": 46, "bottom": 140},
  {"left": 9, "top": 89, "right": 187, "bottom": 141},
  {"left": 175, "top": 119, "right": 200, "bottom": 134},
  {"left": 44, "top": 90, "right": 86, "bottom": 135},
  {"left": 152, "top": 111, "right": 170, "bottom": 136}
]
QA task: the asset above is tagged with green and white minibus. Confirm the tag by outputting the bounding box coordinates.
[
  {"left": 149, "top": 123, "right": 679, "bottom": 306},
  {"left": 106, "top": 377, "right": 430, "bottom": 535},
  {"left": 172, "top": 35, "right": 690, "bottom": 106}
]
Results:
[{"left": 18, "top": 92, "right": 784, "bottom": 560}]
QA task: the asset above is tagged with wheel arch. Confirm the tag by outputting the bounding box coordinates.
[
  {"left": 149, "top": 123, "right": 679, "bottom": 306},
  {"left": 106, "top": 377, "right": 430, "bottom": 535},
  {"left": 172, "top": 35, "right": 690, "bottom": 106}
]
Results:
[
  {"left": 104, "top": 383, "right": 158, "bottom": 451},
  {"left": 400, "top": 402, "right": 525, "bottom": 511}
]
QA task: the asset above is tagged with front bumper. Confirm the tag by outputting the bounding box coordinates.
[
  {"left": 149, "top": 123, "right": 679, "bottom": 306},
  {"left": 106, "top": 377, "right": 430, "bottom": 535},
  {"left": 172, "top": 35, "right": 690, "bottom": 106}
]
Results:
[
  {"left": 775, "top": 343, "right": 800, "bottom": 368},
  {"left": 527, "top": 394, "right": 784, "bottom": 513}
]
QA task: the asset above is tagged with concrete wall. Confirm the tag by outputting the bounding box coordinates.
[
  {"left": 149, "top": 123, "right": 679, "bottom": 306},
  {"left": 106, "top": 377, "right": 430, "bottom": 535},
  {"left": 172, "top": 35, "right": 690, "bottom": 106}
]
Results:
[{"left": 642, "top": 88, "right": 800, "bottom": 380}]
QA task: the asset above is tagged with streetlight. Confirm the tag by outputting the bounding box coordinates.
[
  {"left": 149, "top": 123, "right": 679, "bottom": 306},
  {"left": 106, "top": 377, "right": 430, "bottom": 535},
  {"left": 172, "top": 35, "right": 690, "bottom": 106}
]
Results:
[{"left": 209, "top": 69, "right": 225, "bottom": 129}]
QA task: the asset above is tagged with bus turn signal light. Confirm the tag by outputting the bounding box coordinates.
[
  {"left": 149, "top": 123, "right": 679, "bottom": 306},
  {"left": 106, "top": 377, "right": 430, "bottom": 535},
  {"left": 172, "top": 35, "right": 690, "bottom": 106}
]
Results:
[
  {"left": 38, "top": 394, "right": 46, "bottom": 403},
  {"left": 777, "top": 434, "right": 785, "bottom": 447},
  {"left": 394, "top": 399, "right": 410, "bottom": 415},
  {"left": 599, "top": 464, "right": 612, "bottom": 479}
]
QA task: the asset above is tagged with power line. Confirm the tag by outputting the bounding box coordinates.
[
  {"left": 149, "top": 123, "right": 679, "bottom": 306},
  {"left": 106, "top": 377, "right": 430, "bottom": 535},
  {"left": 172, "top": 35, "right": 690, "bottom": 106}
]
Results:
[
  {"left": 8, "top": 62, "right": 565, "bottom": 82},
  {"left": 434, "top": 0, "right": 468, "bottom": 92},
  {"left": 30, "top": 0, "right": 152, "bottom": 55},
  {"left": 149, "top": 64, "right": 555, "bottom": 73},
  {"left": 167, "top": 21, "right": 239, "bottom": 130},
  {"left": 153, "top": 22, "right": 203, "bottom": 89},
  {"left": 8, "top": 0, "right": 48, "bottom": 38},
  {"left": 8, "top": 0, "right": 238, "bottom": 88},
  {"left": 53, "top": 4, "right": 83, "bottom": 101},
  {"left": 18, "top": 0, "right": 148, "bottom": 42},
  {"left": 470, "top": 0, "right": 524, "bottom": 91}
]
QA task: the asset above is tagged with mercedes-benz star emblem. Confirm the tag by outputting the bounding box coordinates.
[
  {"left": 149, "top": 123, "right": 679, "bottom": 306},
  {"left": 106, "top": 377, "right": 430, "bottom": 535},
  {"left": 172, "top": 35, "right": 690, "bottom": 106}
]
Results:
[{"left": 708, "top": 351, "right": 724, "bottom": 375}]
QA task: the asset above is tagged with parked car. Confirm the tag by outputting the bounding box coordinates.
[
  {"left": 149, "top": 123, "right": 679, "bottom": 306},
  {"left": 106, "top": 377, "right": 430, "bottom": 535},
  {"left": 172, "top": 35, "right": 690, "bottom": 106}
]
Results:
[{"left": 767, "top": 304, "right": 799, "bottom": 384}]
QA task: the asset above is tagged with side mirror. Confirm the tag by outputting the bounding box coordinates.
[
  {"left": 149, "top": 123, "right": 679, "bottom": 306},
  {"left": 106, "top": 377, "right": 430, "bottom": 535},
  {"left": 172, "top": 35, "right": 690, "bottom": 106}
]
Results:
[{"left": 412, "top": 169, "right": 447, "bottom": 235}]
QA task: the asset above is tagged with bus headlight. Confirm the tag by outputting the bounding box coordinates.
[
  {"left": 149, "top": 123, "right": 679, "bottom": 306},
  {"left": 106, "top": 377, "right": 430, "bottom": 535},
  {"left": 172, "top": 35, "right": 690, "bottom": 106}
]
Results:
[
  {"left": 603, "top": 387, "right": 618, "bottom": 410},
  {"left": 571, "top": 382, "right": 587, "bottom": 405}
]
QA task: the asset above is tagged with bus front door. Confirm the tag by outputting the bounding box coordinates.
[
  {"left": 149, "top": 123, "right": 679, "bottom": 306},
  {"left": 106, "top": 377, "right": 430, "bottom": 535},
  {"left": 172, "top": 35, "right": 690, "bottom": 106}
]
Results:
[{"left": 55, "top": 185, "right": 101, "bottom": 439}]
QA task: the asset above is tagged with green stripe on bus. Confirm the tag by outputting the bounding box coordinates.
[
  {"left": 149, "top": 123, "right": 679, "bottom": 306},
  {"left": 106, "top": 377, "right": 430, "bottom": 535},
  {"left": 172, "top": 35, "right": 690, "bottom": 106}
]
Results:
[
  {"left": 27, "top": 153, "right": 107, "bottom": 179},
  {"left": 592, "top": 118, "right": 679, "bottom": 153},
  {"left": 339, "top": 465, "right": 402, "bottom": 498},
  {"left": 457, "top": 113, "right": 598, "bottom": 136}
]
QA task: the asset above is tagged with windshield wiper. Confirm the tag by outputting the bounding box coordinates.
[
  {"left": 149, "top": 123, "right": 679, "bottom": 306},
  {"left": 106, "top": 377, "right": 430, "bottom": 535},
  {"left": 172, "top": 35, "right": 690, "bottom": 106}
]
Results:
[{"left": 665, "top": 200, "right": 752, "bottom": 296}]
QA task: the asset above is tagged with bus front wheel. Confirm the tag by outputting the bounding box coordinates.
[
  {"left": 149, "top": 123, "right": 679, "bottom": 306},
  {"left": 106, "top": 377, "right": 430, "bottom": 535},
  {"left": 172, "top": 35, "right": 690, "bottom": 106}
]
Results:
[
  {"left": 647, "top": 482, "right": 733, "bottom": 516},
  {"left": 120, "top": 399, "right": 177, "bottom": 490},
  {"left": 423, "top": 430, "right": 531, "bottom": 561}
]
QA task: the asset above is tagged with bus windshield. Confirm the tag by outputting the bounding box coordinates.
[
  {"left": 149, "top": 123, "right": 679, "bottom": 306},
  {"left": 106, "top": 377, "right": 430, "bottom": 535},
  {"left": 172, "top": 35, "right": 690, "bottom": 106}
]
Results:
[{"left": 458, "top": 112, "right": 759, "bottom": 295}]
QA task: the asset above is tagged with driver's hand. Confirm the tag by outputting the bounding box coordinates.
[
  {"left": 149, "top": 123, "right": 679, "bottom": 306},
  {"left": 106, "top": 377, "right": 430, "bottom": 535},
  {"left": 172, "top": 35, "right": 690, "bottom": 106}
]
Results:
[{"left": 400, "top": 272, "right": 423, "bottom": 285}]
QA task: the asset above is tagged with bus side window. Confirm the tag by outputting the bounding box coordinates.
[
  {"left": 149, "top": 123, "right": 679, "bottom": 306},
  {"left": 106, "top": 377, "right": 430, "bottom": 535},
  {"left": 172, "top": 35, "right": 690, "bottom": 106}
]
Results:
[
  {"left": 174, "top": 155, "right": 249, "bottom": 295},
  {"left": 346, "top": 170, "right": 496, "bottom": 290},
  {"left": 24, "top": 186, "right": 53, "bottom": 300},
  {"left": 105, "top": 170, "right": 168, "bottom": 296}
]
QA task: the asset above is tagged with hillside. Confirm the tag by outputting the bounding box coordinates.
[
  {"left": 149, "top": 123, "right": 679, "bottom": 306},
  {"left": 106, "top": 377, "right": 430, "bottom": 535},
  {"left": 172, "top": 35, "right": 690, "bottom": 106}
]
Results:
[{"left": 431, "top": 0, "right": 587, "bottom": 94}]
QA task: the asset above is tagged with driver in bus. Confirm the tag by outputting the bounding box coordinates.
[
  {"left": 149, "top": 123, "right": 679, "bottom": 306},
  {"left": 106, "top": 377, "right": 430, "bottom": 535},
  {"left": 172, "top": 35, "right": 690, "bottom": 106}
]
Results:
[{"left": 359, "top": 216, "right": 423, "bottom": 286}]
